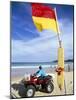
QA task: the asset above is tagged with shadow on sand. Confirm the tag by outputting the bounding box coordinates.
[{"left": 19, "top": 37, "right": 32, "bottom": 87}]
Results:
[{"left": 11, "top": 83, "right": 26, "bottom": 98}]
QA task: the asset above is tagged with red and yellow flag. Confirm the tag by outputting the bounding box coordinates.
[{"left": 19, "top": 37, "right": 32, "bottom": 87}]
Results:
[{"left": 32, "top": 3, "right": 57, "bottom": 33}]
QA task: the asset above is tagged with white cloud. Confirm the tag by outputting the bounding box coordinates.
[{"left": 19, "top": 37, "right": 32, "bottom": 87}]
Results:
[{"left": 12, "top": 18, "right": 73, "bottom": 62}]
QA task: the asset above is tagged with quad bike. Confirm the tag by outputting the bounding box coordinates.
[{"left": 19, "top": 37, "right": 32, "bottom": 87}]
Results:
[{"left": 21, "top": 74, "right": 54, "bottom": 98}]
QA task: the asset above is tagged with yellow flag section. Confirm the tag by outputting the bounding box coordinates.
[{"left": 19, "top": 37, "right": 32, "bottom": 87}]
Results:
[
  {"left": 56, "top": 47, "right": 64, "bottom": 90},
  {"left": 32, "top": 16, "right": 57, "bottom": 33}
]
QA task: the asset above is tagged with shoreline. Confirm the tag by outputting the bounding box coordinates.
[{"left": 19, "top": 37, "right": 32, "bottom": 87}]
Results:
[
  {"left": 11, "top": 63, "right": 73, "bottom": 78},
  {"left": 11, "top": 66, "right": 52, "bottom": 69}
]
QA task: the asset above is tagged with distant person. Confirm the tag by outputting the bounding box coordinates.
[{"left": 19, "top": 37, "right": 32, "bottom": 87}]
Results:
[{"left": 34, "top": 65, "right": 46, "bottom": 77}]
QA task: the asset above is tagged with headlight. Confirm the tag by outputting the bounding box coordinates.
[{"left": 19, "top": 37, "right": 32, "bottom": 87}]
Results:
[
  {"left": 25, "top": 76, "right": 30, "bottom": 81},
  {"left": 24, "top": 74, "right": 30, "bottom": 81}
]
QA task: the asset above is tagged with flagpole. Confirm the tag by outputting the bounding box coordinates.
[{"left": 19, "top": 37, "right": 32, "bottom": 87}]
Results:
[
  {"left": 54, "top": 8, "right": 62, "bottom": 48},
  {"left": 54, "top": 8, "right": 65, "bottom": 92}
]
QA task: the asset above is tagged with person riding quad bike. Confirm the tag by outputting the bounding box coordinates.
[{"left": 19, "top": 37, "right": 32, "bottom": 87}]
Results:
[
  {"left": 34, "top": 65, "right": 46, "bottom": 77},
  {"left": 21, "top": 66, "right": 54, "bottom": 98}
]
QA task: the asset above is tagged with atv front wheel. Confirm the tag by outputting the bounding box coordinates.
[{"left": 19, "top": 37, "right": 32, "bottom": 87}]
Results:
[
  {"left": 25, "top": 85, "right": 35, "bottom": 97},
  {"left": 45, "top": 82, "right": 54, "bottom": 93}
]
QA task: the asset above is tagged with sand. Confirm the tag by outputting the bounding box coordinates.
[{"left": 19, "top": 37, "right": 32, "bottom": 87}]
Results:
[{"left": 11, "top": 71, "right": 74, "bottom": 98}]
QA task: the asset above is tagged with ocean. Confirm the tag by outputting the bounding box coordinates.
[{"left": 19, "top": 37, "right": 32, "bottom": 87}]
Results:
[{"left": 12, "top": 62, "right": 57, "bottom": 68}]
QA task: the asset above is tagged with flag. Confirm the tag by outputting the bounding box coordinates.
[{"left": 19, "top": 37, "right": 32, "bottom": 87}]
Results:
[{"left": 32, "top": 3, "right": 57, "bottom": 33}]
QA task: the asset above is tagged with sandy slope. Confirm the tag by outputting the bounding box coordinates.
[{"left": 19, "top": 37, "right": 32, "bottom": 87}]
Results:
[{"left": 11, "top": 72, "right": 74, "bottom": 98}]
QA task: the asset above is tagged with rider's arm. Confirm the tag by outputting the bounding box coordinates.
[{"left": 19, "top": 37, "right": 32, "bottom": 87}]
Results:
[
  {"left": 34, "top": 70, "right": 39, "bottom": 76},
  {"left": 36, "top": 70, "right": 41, "bottom": 77}
]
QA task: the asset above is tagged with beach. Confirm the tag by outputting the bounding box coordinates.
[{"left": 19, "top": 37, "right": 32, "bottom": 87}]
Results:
[{"left": 11, "top": 63, "right": 74, "bottom": 98}]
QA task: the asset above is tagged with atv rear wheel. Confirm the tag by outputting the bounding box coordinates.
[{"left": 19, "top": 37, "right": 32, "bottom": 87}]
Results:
[
  {"left": 25, "top": 85, "right": 35, "bottom": 97},
  {"left": 45, "top": 82, "right": 54, "bottom": 93}
]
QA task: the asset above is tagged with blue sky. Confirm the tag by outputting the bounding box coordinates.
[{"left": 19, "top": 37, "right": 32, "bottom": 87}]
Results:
[{"left": 11, "top": 2, "right": 74, "bottom": 62}]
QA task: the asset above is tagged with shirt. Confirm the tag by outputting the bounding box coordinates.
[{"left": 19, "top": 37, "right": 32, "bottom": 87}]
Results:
[{"left": 36, "top": 69, "right": 46, "bottom": 77}]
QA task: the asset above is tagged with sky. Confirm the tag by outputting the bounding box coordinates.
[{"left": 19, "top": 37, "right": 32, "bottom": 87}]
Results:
[{"left": 11, "top": 2, "right": 74, "bottom": 62}]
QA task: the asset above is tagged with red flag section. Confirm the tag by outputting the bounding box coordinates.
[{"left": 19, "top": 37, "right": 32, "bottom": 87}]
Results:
[{"left": 32, "top": 3, "right": 56, "bottom": 19}]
